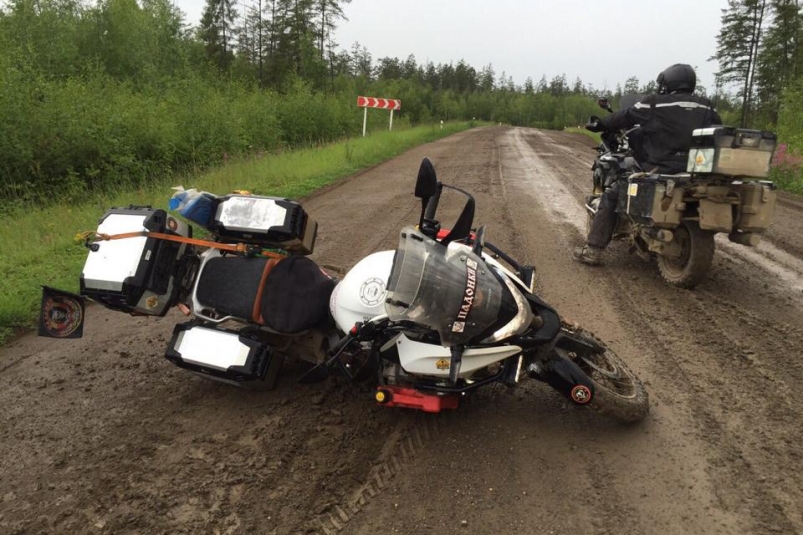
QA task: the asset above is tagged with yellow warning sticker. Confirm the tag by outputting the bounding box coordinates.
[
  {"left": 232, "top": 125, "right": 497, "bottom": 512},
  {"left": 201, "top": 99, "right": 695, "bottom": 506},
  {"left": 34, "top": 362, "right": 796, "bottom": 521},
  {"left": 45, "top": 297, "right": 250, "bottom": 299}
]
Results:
[{"left": 628, "top": 183, "right": 639, "bottom": 197}]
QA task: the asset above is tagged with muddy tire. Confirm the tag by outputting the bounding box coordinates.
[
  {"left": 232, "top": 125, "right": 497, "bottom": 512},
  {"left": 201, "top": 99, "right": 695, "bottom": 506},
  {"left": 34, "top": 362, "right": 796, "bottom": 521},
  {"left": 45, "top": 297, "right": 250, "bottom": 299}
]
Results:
[
  {"left": 656, "top": 221, "right": 715, "bottom": 289},
  {"left": 563, "top": 327, "right": 649, "bottom": 423}
]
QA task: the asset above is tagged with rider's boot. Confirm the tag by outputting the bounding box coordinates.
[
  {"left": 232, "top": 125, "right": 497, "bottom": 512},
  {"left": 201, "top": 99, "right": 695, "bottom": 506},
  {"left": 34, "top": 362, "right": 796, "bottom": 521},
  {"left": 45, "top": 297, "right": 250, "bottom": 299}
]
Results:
[{"left": 572, "top": 244, "right": 603, "bottom": 266}]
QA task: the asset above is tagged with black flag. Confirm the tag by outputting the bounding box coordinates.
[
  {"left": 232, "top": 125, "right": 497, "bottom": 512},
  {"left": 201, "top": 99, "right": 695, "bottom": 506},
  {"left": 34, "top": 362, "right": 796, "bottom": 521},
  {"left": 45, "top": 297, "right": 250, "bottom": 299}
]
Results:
[{"left": 38, "top": 286, "right": 85, "bottom": 339}]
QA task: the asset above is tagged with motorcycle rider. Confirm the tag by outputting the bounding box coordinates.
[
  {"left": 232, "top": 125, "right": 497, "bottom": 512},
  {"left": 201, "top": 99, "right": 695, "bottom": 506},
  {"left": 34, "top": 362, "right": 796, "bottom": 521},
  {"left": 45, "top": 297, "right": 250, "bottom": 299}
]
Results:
[{"left": 573, "top": 64, "right": 722, "bottom": 266}]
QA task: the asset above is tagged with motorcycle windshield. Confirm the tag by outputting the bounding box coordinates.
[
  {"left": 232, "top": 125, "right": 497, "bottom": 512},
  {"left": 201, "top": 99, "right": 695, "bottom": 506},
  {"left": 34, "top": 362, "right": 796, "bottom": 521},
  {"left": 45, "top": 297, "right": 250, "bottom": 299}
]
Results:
[{"left": 385, "top": 227, "right": 503, "bottom": 346}]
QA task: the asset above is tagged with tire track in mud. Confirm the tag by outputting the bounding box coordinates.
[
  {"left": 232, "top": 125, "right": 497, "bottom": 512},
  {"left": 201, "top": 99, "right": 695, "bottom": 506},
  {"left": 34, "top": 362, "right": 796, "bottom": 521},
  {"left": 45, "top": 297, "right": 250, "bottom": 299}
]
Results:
[
  {"left": 487, "top": 128, "right": 648, "bottom": 535},
  {"left": 311, "top": 397, "right": 514, "bottom": 534},
  {"left": 493, "top": 130, "right": 650, "bottom": 535},
  {"left": 609, "top": 286, "right": 801, "bottom": 534},
  {"left": 716, "top": 236, "right": 803, "bottom": 298}
]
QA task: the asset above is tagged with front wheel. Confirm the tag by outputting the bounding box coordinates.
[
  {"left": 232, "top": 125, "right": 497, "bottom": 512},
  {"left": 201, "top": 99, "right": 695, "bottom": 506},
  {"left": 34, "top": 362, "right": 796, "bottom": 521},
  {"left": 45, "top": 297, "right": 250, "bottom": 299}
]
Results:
[
  {"left": 563, "top": 327, "right": 649, "bottom": 423},
  {"left": 656, "top": 221, "right": 715, "bottom": 289}
]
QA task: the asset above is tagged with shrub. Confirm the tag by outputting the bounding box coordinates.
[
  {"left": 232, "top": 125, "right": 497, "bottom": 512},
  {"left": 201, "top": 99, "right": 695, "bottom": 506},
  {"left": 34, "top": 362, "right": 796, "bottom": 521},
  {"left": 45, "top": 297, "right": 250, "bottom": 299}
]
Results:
[{"left": 770, "top": 143, "right": 803, "bottom": 194}]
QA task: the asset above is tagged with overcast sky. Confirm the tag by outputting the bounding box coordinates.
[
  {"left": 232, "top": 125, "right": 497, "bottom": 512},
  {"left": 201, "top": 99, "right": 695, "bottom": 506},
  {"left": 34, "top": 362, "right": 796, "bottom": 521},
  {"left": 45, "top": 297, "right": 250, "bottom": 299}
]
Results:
[{"left": 174, "top": 0, "right": 727, "bottom": 92}]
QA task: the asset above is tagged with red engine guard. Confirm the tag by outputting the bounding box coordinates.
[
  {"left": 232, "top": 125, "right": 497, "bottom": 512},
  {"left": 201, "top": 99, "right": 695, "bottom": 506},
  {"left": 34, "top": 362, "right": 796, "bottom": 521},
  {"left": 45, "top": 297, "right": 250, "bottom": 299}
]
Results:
[{"left": 376, "top": 386, "right": 460, "bottom": 413}]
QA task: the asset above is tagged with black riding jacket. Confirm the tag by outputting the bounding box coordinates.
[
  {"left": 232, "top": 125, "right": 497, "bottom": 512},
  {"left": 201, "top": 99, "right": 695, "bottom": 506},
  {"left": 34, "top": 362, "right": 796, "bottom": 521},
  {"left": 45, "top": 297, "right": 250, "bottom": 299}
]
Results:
[{"left": 599, "top": 92, "right": 722, "bottom": 174}]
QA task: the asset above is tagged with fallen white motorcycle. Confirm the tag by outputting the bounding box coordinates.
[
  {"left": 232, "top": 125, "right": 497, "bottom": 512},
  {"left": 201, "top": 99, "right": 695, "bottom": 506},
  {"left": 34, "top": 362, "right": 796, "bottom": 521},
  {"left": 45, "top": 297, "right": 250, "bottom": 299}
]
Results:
[{"left": 77, "top": 158, "right": 648, "bottom": 421}]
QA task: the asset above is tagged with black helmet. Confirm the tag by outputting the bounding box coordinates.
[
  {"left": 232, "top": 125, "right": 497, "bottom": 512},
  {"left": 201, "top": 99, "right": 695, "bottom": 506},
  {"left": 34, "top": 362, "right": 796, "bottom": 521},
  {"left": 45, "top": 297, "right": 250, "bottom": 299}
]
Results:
[{"left": 656, "top": 64, "right": 696, "bottom": 94}]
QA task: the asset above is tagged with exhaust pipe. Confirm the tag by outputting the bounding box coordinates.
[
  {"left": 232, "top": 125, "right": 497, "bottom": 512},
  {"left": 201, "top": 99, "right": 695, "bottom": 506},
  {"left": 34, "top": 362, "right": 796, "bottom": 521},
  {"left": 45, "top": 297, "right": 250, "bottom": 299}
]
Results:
[{"left": 729, "top": 231, "right": 760, "bottom": 247}]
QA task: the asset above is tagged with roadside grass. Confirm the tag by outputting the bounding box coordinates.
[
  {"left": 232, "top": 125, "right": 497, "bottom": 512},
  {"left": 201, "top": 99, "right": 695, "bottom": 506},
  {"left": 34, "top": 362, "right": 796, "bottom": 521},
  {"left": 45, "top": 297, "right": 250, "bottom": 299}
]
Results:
[
  {"left": 563, "top": 126, "right": 601, "bottom": 144},
  {"left": 770, "top": 168, "right": 803, "bottom": 194},
  {"left": 0, "top": 122, "right": 477, "bottom": 344},
  {"left": 770, "top": 144, "right": 803, "bottom": 195}
]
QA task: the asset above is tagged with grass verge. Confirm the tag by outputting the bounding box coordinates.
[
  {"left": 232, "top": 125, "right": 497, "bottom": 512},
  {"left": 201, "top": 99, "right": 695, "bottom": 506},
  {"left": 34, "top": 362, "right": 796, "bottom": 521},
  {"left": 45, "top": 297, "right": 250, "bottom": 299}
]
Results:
[
  {"left": 563, "top": 126, "right": 601, "bottom": 144},
  {"left": 0, "top": 122, "right": 477, "bottom": 344},
  {"left": 770, "top": 167, "right": 803, "bottom": 195}
]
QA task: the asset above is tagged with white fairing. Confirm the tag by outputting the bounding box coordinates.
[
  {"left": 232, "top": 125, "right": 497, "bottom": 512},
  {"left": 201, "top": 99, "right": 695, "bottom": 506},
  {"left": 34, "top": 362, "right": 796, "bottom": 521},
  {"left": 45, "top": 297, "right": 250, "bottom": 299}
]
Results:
[
  {"left": 330, "top": 250, "right": 395, "bottom": 333},
  {"left": 395, "top": 333, "right": 521, "bottom": 378}
]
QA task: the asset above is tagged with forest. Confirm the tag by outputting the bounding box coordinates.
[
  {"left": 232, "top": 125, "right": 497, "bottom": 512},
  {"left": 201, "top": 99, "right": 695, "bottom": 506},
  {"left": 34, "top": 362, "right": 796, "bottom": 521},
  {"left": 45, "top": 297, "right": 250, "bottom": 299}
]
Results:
[{"left": 1, "top": 0, "right": 802, "bottom": 205}]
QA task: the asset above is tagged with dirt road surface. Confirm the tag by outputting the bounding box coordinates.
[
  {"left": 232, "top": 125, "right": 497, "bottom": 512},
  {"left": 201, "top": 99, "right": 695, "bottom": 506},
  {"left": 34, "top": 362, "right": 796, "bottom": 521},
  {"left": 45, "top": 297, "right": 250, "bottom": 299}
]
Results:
[{"left": 2, "top": 127, "right": 802, "bottom": 535}]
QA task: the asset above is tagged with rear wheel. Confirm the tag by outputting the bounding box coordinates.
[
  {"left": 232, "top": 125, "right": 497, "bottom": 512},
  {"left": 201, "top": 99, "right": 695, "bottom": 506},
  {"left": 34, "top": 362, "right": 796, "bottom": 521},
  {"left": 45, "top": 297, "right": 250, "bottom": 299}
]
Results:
[
  {"left": 656, "top": 221, "right": 715, "bottom": 289},
  {"left": 563, "top": 327, "right": 649, "bottom": 423}
]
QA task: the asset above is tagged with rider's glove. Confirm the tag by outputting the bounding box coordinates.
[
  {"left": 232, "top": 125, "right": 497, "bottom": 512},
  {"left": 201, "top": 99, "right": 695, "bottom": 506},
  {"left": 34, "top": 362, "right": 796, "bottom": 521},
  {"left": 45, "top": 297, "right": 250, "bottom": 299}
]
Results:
[{"left": 585, "top": 116, "right": 604, "bottom": 133}]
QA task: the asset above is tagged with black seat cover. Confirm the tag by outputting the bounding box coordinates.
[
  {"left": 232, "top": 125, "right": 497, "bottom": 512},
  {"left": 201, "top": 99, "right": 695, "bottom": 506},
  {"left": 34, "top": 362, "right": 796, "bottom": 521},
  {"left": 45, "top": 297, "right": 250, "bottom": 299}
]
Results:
[
  {"left": 195, "top": 255, "right": 334, "bottom": 333},
  {"left": 260, "top": 256, "right": 335, "bottom": 333},
  {"left": 196, "top": 256, "right": 267, "bottom": 320}
]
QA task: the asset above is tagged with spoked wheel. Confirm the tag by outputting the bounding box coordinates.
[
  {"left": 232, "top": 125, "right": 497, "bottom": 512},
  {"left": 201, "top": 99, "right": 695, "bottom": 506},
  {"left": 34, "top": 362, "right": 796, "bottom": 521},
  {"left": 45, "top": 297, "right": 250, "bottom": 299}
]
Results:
[
  {"left": 656, "top": 221, "right": 715, "bottom": 289},
  {"left": 564, "top": 327, "right": 649, "bottom": 423}
]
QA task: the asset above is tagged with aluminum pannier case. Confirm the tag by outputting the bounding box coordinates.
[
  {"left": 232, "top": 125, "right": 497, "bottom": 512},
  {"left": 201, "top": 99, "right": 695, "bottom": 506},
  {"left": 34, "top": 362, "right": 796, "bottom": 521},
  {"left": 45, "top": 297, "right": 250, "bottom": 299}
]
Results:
[
  {"left": 164, "top": 322, "right": 282, "bottom": 386},
  {"left": 80, "top": 207, "right": 191, "bottom": 316},
  {"left": 620, "top": 175, "right": 684, "bottom": 228},
  {"left": 208, "top": 194, "right": 317, "bottom": 255},
  {"left": 736, "top": 181, "right": 777, "bottom": 232}
]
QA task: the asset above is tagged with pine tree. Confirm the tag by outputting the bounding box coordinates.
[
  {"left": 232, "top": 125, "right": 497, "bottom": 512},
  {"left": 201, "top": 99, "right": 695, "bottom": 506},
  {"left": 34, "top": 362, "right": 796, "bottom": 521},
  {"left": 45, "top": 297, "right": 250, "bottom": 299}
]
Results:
[
  {"left": 314, "top": 0, "right": 350, "bottom": 61},
  {"left": 755, "top": 0, "right": 802, "bottom": 125},
  {"left": 199, "top": 0, "right": 238, "bottom": 72},
  {"left": 349, "top": 41, "right": 371, "bottom": 79},
  {"left": 479, "top": 64, "right": 495, "bottom": 92},
  {"left": 623, "top": 76, "right": 640, "bottom": 95},
  {"left": 712, "top": 0, "right": 769, "bottom": 127},
  {"left": 572, "top": 76, "right": 584, "bottom": 94}
]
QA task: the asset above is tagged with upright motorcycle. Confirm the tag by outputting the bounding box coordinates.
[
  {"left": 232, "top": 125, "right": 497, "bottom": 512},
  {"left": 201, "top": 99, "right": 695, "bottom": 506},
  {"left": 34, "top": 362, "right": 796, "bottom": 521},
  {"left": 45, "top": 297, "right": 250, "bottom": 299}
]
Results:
[
  {"left": 586, "top": 97, "right": 778, "bottom": 288},
  {"left": 77, "top": 158, "right": 649, "bottom": 422}
]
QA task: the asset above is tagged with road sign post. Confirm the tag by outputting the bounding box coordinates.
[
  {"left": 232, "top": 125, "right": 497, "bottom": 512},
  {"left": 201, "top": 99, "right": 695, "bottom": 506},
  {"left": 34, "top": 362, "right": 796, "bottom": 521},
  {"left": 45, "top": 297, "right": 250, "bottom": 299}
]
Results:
[{"left": 357, "top": 96, "right": 401, "bottom": 137}]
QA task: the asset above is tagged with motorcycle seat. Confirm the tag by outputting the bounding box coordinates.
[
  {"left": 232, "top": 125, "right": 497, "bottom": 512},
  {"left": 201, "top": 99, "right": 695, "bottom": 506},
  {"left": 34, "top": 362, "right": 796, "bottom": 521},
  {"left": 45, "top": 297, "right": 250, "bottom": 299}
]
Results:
[{"left": 195, "top": 255, "right": 335, "bottom": 333}]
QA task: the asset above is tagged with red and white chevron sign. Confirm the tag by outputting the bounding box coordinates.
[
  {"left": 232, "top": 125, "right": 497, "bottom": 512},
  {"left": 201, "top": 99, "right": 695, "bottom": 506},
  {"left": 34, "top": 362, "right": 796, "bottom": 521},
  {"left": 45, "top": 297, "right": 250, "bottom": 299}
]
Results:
[{"left": 357, "top": 96, "right": 401, "bottom": 110}]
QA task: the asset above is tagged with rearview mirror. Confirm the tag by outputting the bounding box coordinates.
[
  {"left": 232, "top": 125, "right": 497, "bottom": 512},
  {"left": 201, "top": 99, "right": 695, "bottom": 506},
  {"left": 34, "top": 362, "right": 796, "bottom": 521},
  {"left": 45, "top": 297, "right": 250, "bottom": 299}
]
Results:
[
  {"left": 415, "top": 158, "right": 438, "bottom": 200},
  {"left": 597, "top": 98, "right": 613, "bottom": 112}
]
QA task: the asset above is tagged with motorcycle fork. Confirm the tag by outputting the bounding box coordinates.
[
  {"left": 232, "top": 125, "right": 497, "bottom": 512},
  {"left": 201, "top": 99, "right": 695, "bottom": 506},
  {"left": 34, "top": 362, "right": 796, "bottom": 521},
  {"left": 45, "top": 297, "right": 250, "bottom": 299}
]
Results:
[{"left": 524, "top": 339, "right": 596, "bottom": 406}]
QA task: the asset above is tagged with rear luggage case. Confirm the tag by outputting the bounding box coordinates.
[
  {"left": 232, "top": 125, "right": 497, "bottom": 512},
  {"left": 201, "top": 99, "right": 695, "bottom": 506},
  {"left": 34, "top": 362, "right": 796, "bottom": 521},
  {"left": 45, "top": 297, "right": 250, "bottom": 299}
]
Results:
[
  {"left": 164, "top": 322, "right": 282, "bottom": 387},
  {"left": 80, "top": 207, "right": 191, "bottom": 316},
  {"left": 688, "top": 127, "right": 776, "bottom": 178},
  {"left": 208, "top": 194, "right": 317, "bottom": 255}
]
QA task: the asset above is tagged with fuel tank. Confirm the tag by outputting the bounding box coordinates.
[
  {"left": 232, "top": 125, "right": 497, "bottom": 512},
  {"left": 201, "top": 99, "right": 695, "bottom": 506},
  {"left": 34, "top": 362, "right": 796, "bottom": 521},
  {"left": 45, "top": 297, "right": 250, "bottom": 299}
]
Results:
[{"left": 329, "top": 250, "right": 394, "bottom": 333}]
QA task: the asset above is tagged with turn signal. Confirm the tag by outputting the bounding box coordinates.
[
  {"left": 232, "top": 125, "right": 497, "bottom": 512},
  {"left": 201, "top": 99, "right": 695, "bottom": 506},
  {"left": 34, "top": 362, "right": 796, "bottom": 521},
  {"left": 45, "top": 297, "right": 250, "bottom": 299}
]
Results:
[{"left": 375, "top": 389, "right": 391, "bottom": 404}]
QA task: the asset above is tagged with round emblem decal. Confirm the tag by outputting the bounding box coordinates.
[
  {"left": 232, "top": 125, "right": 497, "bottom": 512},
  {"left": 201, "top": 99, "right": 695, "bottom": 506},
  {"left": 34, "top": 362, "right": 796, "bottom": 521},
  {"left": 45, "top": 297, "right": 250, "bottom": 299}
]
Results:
[
  {"left": 42, "top": 297, "right": 84, "bottom": 338},
  {"left": 359, "top": 278, "right": 386, "bottom": 307},
  {"left": 570, "top": 385, "right": 592, "bottom": 405}
]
